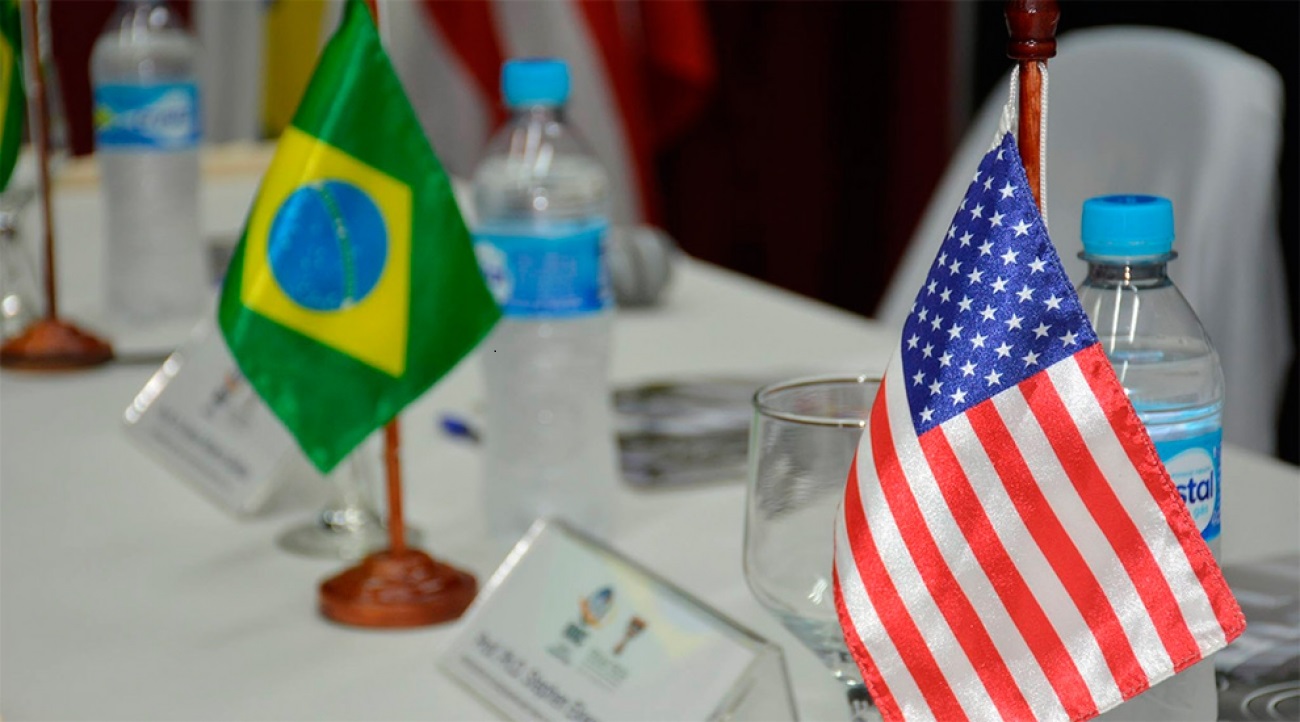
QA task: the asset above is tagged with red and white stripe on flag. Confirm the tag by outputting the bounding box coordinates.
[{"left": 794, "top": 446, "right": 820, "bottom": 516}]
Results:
[
  {"left": 379, "top": 0, "right": 714, "bottom": 226},
  {"left": 833, "top": 131, "right": 1244, "bottom": 722}
]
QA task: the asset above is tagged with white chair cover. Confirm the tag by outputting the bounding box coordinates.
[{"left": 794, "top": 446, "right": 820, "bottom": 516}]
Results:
[{"left": 877, "top": 27, "right": 1291, "bottom": 455}]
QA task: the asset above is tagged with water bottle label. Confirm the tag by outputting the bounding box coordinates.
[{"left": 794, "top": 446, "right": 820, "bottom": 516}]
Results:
[
  {"left": 93, "top": 82, "right": 201, "bottom": 151},
  {"left": 474, "top": 221, "right": 610, "bottom": 318},
  {"left": 1154, "top": 428, "right": 1221, "bottom": 543}
]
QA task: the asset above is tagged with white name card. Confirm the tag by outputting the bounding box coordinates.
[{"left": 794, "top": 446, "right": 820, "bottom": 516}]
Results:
[
  {"left": 122, "top": 316, "right": 296, "bottom": 516},
  {"left": 440, "top": 519, "right": 797, "bottom": 721}
]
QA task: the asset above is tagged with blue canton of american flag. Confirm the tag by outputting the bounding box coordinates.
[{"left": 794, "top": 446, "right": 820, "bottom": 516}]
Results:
[
  {"left": 833, "top": 132, "right": 1244, "bottom": 722},
  {"left": 902, "top": 135, "right": 1094, "bottom": 433}
]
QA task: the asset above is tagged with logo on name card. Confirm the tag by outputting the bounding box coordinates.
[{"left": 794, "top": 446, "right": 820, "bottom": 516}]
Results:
[
  {"left": 545, "top": 585, "right": 648, "bottom": 690},
  {"left": 558, "top": 587, "right": 614, "bottom": 650},
  {"left": 612, "top": 616, "right": 647, "bottom": 656}
]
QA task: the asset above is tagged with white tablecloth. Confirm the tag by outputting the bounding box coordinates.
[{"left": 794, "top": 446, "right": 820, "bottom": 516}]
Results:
[{"left": 2, "top": 158, "right": 1297, "bottom": 721}]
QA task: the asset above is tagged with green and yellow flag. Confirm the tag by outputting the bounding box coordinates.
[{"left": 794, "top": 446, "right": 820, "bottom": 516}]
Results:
[
  {"left": 0, "top": 0, "right": 24, "bottom": 191},
  {"left": 218, "top": 0, "right": 500, "bottom": 473}
]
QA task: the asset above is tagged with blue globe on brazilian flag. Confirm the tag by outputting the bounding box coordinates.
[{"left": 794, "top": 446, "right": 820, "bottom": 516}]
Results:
[{"left": 219, "top": 0, "right": 500, "bottom": 473}]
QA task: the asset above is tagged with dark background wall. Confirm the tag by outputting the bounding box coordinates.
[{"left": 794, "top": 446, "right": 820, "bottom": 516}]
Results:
[{"left": 654, "top": 1, "right": 1298, "bottom": 462}]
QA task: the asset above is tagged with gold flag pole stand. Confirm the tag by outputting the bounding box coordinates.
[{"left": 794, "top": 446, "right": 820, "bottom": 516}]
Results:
[
  {"left": 319, "top": 419, "right": 477, "bottom": 627},
  {"left": 0, "top": 0, "right": 112, "bottom": 370}
]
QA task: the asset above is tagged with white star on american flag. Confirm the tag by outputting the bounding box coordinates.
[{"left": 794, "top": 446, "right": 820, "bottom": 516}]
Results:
[
  {"left": 970, "top": 332, "right": 988, "bottom": 348},
  {"left": 999, "top": 181, "right": 1016, "bottom": 199},
  {"left": 979, "top": 305, "right": 996, "bottom": 321},
  {"left": 984, "top": 369, "right": 1003, "bottom": 386},
  {"left": 989, "top": 210, "right": 1005, "bottom": 227},
  {"left": 906, "top": 333, "right": 919, "bottom": 349},
  {"left": 957, "top": 296, "right": 973, "bottom": 312},
  {"left": 1044, "top": 294, "right": 1063, "bottom": 311},
  {"left": 1022, "top": 350, "right": 1040, "bottom": 367},
  {"left": 939, "top": 352, "right": 953, "bottom": 367},
  {"left": 1001, "top": 249, "right": 1019, "bottom": 265},
  {"left": 1012, "top": 219, "right": 1032, "bottom": 237},
  {"left": 1005, "top": 313, "right": 1023, "bottom": 330},
  {"left": 960, "top": 360, "right": 977, "bottom": 377},
  {"left": 1017, "top": 285, "right": 1034, "bottom": 302},
  {"left": 1060, "top": 330, "right": 1079, "bottom": 346},
  {"left": 994, "top": 342, "right": 1012, "bottom": 358},
  {"left": 978, "top": 240, "right": 994, "bottom": 256},
  {"left": 1028, "top": 257, "right": 1047, "bottom": 274},
  {"left": 991, "top": 277, "right": 1009, "bottom": 293},
  {"left": 950, "top": 388, "right": 968, "bottom": 404},
  {"left": 1033, "top": 322, "right": 1051, "bottom": 338},
  {"left": 959, "top": 231, "right": 973, "bottom": 247}
]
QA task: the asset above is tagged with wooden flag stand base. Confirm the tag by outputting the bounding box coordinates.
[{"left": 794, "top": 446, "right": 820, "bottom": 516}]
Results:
[
  {"left": 0, "top": 0, "right": 112, "bottom": 371},
  {"left": 320, "top": 548, "right": 476, "bottom": 627},
  {"left": 0, "top": 319, "right": 113, "bottom": 370},
  {"left": 319, "top": 420, "right": 477, "bottom": 628}
]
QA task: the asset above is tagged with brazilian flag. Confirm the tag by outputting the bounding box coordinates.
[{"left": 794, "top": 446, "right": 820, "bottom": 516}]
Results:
[
  {"left": 218, "top": 0, "right": 501, "bottom": 473},
  {"left": 0, "top": 0, "right": 24, "bottom": 192}
]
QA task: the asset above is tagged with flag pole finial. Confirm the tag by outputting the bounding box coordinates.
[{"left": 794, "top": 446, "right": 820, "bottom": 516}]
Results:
[
  {"left": 1005, "top": 0, "right": 1059, "bottom": 62},
  {"left": 1004, "top": 0, "right": 1059, "bottom": 210}
]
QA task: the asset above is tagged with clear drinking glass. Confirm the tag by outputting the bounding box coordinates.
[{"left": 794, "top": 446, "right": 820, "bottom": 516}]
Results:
[
  {"left": 0, "top": 190, "right": 39, "bottom": 339},
  {"left": 744, "top": 375, "right": 881, "bottom": 722},
  {"left": 277, "top": 434, "right": 419, "bottom": 560}
]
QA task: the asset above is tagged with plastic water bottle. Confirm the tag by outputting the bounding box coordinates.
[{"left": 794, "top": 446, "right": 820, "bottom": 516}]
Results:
[
  {"left": 91, "top": 0, "right": 205, "bottom": 327},
  {"left": 1077, "top": 195, "right": 1223, "bottom": 722},
  {"left": 472, "top": 59, "right": 617, "bottom": 540}
]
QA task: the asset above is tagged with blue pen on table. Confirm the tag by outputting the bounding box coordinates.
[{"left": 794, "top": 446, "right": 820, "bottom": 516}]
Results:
[{"left": 439, "top": 414, "right": 481, "bottom": 444}]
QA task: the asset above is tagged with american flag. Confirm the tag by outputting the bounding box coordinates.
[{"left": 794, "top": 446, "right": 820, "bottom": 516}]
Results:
[{"left": 833, "top": 132, "right": 1244, "bottom": 721}]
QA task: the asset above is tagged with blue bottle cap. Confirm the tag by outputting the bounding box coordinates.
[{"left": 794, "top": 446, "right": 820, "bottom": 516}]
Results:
[
  {"left": 502, "top": 58, "right": 570, "bottom": 108},
  {"left": 1080, "top": 194, "right": 1175, "bottom": 258}
]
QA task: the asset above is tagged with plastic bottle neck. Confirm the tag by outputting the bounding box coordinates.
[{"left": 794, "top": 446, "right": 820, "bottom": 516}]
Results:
[
  {"left": 1083, "top": 257, "right": 1172, "bottom": 289},
  {"left": 510, "top": 105, "right": 565, "bottom": 124}
]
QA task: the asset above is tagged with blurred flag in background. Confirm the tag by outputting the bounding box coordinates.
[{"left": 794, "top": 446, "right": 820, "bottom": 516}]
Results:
[
  {"left": 202, "top": 0, "right": 715, "bottom": 226},
  {"left": 0, "top": 0, "right": 24, "bottom": 191},
  {"left": 260, "top": 0, "right": 330, "bottom": 139}
]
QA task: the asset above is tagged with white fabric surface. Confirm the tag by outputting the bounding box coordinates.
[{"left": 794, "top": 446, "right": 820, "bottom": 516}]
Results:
[
  {"left": 2, "top": 154, "right": 1295, "bottom": 721},
  {"left": 878, "top": 28, "right": 1292, "bottom": 457}
]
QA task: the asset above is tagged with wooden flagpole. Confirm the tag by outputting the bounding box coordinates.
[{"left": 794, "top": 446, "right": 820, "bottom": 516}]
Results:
[
  {"left": 1005, "top": 0, "right": 1060, "bottom": 211},
  {"left": 317, "top": 0, "right": 476, "bottom": 628},
  {"left": 0, "top": 0, "right": 112, "bottom": 369}
]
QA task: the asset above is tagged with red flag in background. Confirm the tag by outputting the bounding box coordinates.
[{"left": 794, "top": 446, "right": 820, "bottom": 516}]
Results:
[{"left": 385, "top": 0, "right": 715, "bottom": 225}]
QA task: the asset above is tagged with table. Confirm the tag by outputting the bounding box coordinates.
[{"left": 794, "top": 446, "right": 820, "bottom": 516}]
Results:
[{"left": 3, "top": 153, "right": 1297, "bottom": 721}]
